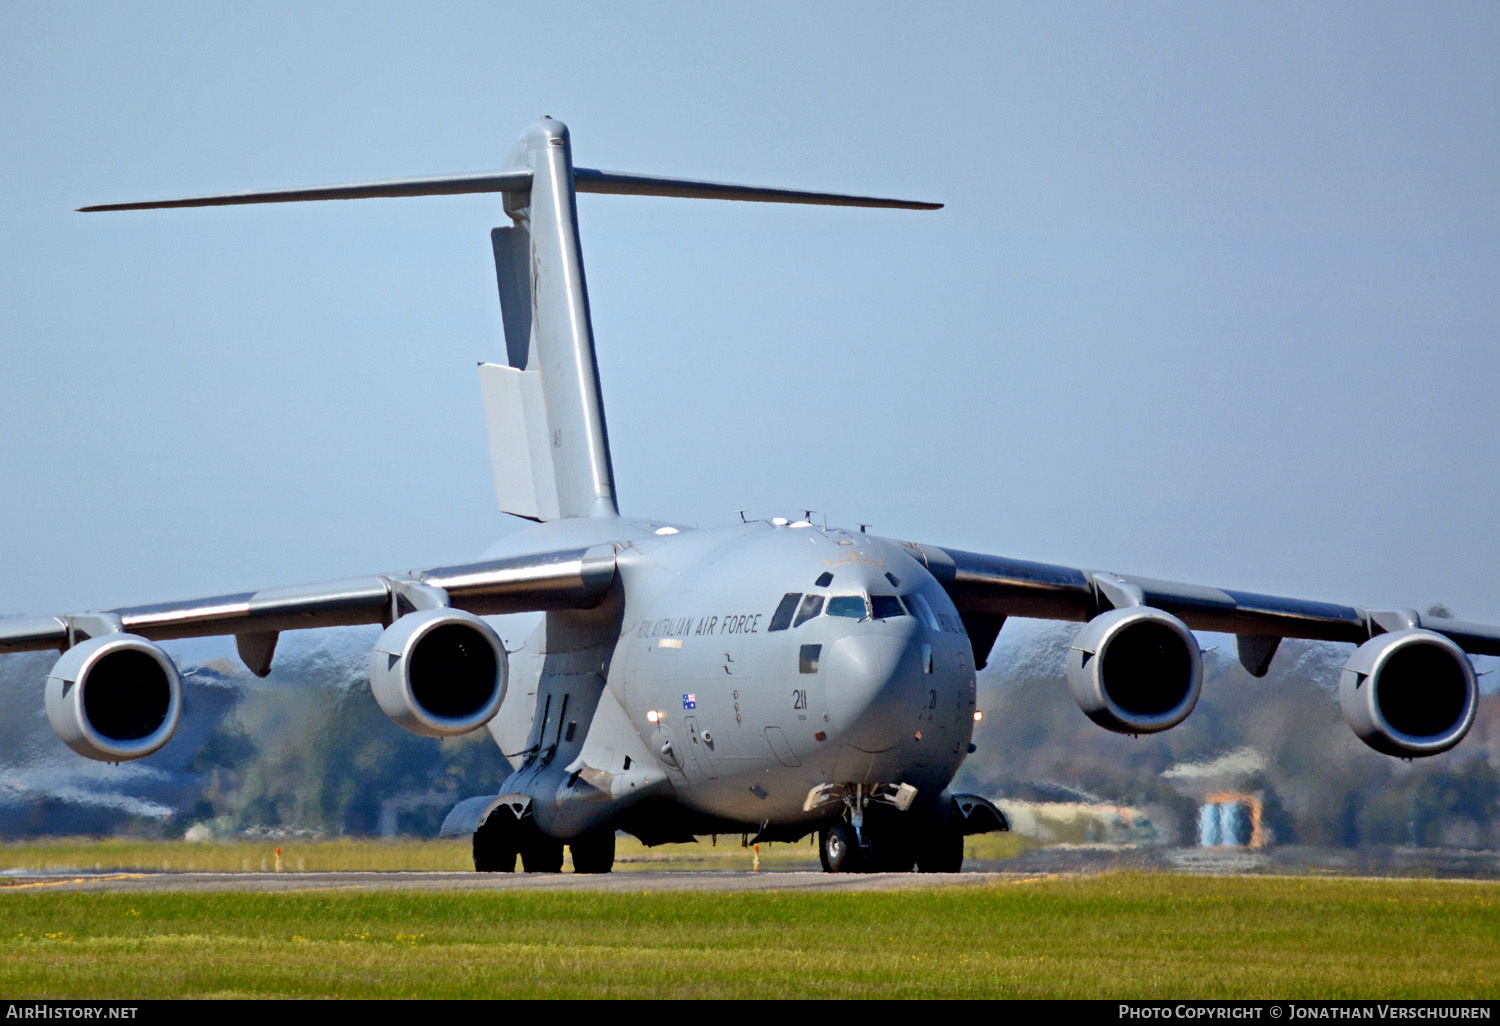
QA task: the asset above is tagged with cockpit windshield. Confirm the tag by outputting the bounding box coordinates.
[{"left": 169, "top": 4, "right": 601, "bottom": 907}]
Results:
[
  {"left": 825, "top": 595, "right": 867, "bottom": 619},
  {"left": 777, "top": 592, "right": 917, "bottom": 626}
]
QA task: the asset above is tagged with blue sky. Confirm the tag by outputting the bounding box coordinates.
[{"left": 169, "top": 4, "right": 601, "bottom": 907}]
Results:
[{"left": 3, "top": 1, "right": 1499, "bottom": 631}]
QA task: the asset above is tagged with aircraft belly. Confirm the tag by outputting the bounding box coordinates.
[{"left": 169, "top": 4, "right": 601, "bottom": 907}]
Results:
[{"left": 673, "top": 761, "right": 827, "bottom": 827}]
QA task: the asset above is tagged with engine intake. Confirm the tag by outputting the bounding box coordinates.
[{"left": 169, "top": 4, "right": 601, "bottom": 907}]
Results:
[
  {"left": 1066, "top": 606, "right": 1202, "bottom": 734},
  {"left": 370, "top": 609, "right": 507, "bottom": 737},
  {"left": 45, "top": 634, "right": 182, "bottom": 762},
  {"left": 1340, "top": 628, "right": 1476, "bottom": 758}
]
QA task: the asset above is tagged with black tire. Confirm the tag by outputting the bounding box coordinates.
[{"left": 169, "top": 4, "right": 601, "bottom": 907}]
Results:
[
  {"left": 870, "top": 832, "right": 917, "bottom": 873},
  {"left": 519, "top": 831, "right": 565, "bottom": 873},
  {"left": 915, "top": 822, "right": 963, "bottom": 873},
  {"left": 472, "top": 812, "right": 518, "bottom": 873},
  {"left": 569, "top": 830, "right": 616, "bottom": 874},
  {"left": 863, "top": 808, "right": 916, "bottom": 872},
  {"left": 819, "top": 821, "right": 865, "bottom": 873}
]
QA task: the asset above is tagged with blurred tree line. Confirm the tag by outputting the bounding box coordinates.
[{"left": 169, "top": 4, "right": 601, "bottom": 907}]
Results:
[
  {"left": 956, "top": 619, "right": 1500, "bottom": 849},
  {"left": 3, "top": 617, "right": 1496, "bottom": 845},
  {"left": 0, "top": 629, "right": 510, "bottom": 839},
  {"left": 182, "top": 657, "right": 511, "bottom": 837}
]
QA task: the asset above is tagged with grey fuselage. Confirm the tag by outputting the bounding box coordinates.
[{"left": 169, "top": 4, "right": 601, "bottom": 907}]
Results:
[{"left": 483, "top": 516, "right": 978, "bottom": 841}]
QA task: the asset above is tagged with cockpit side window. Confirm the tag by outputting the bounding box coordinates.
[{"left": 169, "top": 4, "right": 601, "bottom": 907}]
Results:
[
  {"left": 826, "top": 595, "right": 867, "bottom": 619},
  {"left": 793, "top": 594, "right": 824, "bottom": 628},
  {"left": 768, "top": 593, "right": 801, "bottom": 632},
  {"left": 869, "top": 594, "right": 905, "bottom": 620}
]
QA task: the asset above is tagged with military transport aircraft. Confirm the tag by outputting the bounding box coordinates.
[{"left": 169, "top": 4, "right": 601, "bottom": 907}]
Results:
[{"left": 2, "top": 118, "right": 1493, "bottom": 874}]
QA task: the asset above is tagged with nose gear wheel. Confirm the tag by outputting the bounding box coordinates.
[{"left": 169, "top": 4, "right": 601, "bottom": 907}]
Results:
[{"left": 819, "top": 821, "right": 865, "bottom": 873}]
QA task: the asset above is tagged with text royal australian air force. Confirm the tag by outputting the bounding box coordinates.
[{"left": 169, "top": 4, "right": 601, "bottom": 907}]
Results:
[{"left": 636, "top": 613, "right": 765, "bottom": 640}]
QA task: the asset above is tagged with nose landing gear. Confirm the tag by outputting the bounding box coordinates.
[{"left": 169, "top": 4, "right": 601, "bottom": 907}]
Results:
[
  {"left": 818, "top": 819, "right": 863, "bottom": 873},
  {"left": 816, "top": 782, "right": 921, "bottom": 873},
  {"left": 913, "top": 817, "right": 963, "bottom": 873},
  {"left": 814, "top": 787, "right": 1006, "bottom": 873}
]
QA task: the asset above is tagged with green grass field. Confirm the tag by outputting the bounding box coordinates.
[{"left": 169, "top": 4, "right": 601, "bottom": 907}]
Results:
[{"left": 2, "top": 844, "right": 1497, "bottom": 998}]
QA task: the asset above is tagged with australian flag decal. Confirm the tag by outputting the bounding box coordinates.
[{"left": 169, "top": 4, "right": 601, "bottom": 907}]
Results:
[{"left": 682, "top": 693, "right": 697, "bottom": 710}]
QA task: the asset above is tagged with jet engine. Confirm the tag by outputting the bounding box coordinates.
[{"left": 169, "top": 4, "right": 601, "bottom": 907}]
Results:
[
  {"left": 1066, "top": 606, "right": 1203, "bottom": 734},
  {"left": 1339, "top": 628, "right": 1477, "bottom": 757},
  {"left": 370, "top": 608, "right": 507, "bottom": 737},
  {"left": 45, "top": 634, "right": 183, "bottom": 762}
]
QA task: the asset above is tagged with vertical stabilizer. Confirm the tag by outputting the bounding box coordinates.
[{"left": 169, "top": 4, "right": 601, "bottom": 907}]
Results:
[
  {"left": 484, "top": 118, "right": 619, "bottom": 521},
  {"left": 76, "top": 118, "right": 939, "bottom": 523}
]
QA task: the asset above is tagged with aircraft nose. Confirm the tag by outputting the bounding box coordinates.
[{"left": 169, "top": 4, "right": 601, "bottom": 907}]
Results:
[{"left": 822, "top": 627, "right": 921, "bottom": 752}]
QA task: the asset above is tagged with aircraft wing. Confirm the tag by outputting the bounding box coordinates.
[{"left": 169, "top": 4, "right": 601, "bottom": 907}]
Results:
[
  {"left": 893, "top": 539, "right": 1500, "bottom": 668},
  {"left": 891, "top": 539, "right": 1491, "bottom": 759},
  {"left": 0, "top": 544, "right": 616, "bottom": 661},
  {"left": 3, "top": 543, "right": 618, "bottom": 763},
  {"left": 894, "top": 540, "right": 1500, "bottom": 660}
]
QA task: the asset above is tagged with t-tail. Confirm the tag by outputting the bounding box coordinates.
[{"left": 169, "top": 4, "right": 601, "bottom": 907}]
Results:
[{"left": 81, "top": 117, "right": 942, "bottom": 521}]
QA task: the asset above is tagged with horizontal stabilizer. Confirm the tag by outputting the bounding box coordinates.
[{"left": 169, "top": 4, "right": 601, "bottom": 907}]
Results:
[
  {"left": 80, "top": 167, "right": 941, "bottom": 213},
  {"left": 572, "top": 168, "right": 942, "bottom": 210},
  {"left": 78, "top": 170, "right": 535, "bottom": 212}
]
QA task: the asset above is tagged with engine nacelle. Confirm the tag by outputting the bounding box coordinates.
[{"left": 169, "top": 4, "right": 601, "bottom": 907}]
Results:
[
  {"left": 370, "top": 609, "right": 507, "bottom": 738},
  {"left": 1066, "top": 606, "right": 1203, "bottom": 734},
  {"left": 1339, "top": 628, "right": 1476, "bottom": 757},
  {"left": 45, "top": 634, "right": 182, "bottom": 762}
]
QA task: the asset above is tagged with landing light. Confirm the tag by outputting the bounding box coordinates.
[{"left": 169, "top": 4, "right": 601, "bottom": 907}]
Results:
[
  {"left": 974, "top": 711, "right": 983, "bottom": 722},
  {"left": 646, "top": 710, "right": 661, "bottom": 724}
]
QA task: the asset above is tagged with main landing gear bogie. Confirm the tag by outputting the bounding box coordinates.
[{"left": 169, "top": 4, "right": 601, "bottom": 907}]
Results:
[
  {"left": 473, "top": 810, "right": 519, "bottom": 872},
  {"left": 472, "top": 809, "right": 614, "bottom": 874},
  {"left": 569, "top": 829, "right": 616, "bottom": 874},
  {"left": 521, "top": 834, "right": 565, "bottom": 873}
]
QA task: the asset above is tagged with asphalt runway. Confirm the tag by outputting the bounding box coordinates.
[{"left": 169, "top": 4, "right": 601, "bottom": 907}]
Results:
[
  {"left": 7, "top": 845, "right": 1496, "bottom": 893},
  {"left": 0, "top": 869, "right": 1024, "bottom": 894}
]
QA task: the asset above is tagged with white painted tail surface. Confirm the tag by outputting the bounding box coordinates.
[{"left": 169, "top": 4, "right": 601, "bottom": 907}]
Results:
[{"left": 480, "top": 362, "right": 560, "bottom": 522}]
